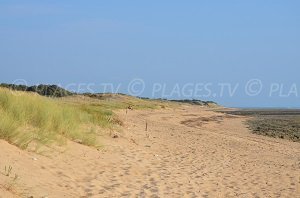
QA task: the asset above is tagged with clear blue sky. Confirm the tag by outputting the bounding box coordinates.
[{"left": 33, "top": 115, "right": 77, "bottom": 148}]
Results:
[{"left": 1, "top": 1, "right": 300, "bottom": 107}]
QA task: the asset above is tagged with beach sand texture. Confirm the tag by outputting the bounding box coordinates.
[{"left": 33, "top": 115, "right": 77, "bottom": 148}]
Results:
[{"left": 0, "top": 106, "right": 299, "bottom": 197}]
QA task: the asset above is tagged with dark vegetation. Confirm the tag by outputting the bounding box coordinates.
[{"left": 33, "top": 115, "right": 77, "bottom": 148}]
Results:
[
  {"left": 0, "top": 83, "right": 218, "bottom": 107},
  {"left": 139, "top": 97, "right": 218, "bottom": 107},
  {"left": 170, "top": 99, "right": 218, "bottom": 107},
  {"left": 0, "top": 83, "right": 73, "bottom": 97}
]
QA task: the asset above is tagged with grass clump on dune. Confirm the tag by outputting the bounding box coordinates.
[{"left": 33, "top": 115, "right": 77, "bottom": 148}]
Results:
[
  {"left": 0, "top": 88, "right": 98, "bottom": 149},
  {"left": 0, "top": 88, "right": 177, "bottom": 150}
]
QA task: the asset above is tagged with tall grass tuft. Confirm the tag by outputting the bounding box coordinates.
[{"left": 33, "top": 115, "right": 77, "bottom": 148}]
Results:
[{"left": 0, "top": 88, "right": 97, "bottom": 149}]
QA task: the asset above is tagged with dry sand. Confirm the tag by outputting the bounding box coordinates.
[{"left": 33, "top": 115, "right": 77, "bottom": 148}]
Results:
[{"left": 0, "top": 106, "right": 300, "bottom": 197}]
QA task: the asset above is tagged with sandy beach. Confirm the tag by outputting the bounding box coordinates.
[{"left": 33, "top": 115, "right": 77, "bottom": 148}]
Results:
[{"left": 0, "top": 105, "right": 299, "bottom": 197}]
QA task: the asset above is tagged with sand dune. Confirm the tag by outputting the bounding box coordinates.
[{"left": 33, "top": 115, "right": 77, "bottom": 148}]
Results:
[{"left": 0, "top": 106, "right": 300, "bottom": 197}]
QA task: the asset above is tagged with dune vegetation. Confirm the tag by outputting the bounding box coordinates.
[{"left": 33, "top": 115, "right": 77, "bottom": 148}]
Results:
[
  {"left": 0, "top": 83, "right": 73, "bottom": 97},
  {"left": 0, "top": 88, "right": 176, "bottom": 151},
  {"left": 0, "top": 88, "right": 107, "bottom": 150}
]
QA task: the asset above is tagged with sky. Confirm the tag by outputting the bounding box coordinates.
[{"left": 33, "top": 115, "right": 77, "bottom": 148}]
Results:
[{"left": 0, "top": 0, "right": 300, "bottom": 107}]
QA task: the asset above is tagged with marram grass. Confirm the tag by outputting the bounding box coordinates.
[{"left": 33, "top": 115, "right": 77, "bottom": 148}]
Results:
[
  {"left": 0, "top": 88, "right": 174, "bottom": 150},
  {"left": 0, "top": 88, "right": 99, "bottom": 149}
]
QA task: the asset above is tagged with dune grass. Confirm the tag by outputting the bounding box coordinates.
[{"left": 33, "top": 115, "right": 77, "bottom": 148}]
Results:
[
  {"left": 0, "top": 88, "right": 175, "bottom": 150},
  {"left": 0, "top": 88, "right": 101, "bottom": 149}
]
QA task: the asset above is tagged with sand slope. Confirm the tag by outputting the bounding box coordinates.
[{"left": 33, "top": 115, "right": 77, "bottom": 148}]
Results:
[{"left": 0, "top": 106, "right": 299, "bottom": 197}]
